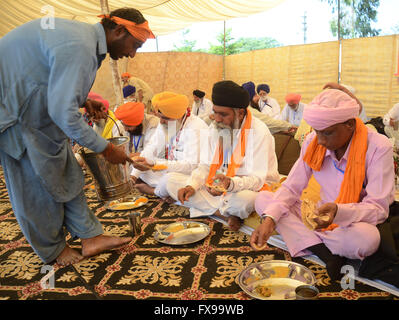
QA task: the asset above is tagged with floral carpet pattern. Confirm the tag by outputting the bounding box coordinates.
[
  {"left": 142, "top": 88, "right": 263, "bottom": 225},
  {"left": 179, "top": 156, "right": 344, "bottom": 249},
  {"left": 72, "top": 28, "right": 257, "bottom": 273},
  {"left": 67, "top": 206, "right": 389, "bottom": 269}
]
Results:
[{"left": 0, "top": 167, "right": 396, "bottom": 300}]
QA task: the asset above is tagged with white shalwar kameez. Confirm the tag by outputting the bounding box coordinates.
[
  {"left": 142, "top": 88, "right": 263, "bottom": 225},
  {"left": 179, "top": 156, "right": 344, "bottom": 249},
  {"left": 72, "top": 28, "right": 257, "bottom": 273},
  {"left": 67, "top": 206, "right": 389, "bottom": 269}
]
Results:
[
  {"left": 130, "top": 114, "right": 208, "bottom": 198},
  {"left": 166, "top": 115, "right": 280, "bottom": 219}
]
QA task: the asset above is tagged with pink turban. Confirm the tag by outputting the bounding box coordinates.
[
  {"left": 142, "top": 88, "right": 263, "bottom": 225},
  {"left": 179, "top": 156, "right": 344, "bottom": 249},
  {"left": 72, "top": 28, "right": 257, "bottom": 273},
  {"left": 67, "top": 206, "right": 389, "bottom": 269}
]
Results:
[
  {"left": 87, "top": 92, "right": 109, "bottom": 112},
  {"left": 303, "top": 89, "right": 360, "bottom": 131}
]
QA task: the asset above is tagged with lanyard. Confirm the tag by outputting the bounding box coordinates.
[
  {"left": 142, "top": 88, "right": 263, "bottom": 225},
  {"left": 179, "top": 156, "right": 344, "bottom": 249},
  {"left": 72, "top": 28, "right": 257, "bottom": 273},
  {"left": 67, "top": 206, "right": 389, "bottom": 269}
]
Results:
[
  {"left": 333, "top": 160, "right": 366, "bottom": 189},
  {"left": 133, "top": 135, "right": 142, "bottom": 153},
  {"left": 333, "top": 161, "right": 345, "bottom": 174},
  {"left": 165, "top": 112, "right": 190, "bottom": 160}
]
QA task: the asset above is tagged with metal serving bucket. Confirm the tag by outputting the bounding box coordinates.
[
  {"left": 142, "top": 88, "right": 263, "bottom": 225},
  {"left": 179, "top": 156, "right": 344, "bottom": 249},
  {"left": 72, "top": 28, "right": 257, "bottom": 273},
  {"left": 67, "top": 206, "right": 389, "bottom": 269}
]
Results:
[{"left": 79, "top": 136, "right": 132, "bottom": 201}]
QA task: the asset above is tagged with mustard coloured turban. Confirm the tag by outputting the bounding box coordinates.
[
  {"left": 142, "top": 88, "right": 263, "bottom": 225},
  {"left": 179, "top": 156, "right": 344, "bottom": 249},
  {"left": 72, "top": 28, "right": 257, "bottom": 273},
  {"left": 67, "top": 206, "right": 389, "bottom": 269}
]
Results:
[{"left": 151, "top": 91, "right": 189, "bottom": 119}]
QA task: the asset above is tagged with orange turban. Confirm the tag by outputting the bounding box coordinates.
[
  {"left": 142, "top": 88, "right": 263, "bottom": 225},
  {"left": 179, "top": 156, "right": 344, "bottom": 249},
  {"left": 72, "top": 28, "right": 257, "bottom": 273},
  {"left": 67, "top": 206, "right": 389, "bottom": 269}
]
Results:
[
  {"left": 151, "top": 91, "right": 189, "bottom": 120},
  {"left": 285, "top": 93, "right": 301, "bottom": 104},
  {"left": 99, "top": 15, "right": 155, "bottom": 43},
  {"left": 115, "top": 102, "right": 145, "bottom": 126},
  {"left": 121, "top": 72, "right": 131, "bottom": 78}
]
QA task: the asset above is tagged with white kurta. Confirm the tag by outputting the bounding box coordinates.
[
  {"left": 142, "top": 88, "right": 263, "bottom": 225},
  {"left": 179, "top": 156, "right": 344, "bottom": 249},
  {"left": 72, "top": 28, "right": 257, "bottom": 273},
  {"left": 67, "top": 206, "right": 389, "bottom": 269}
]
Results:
[
  {"left": 131, "top": 114, "right": 208, "bottom": 197},
  {"left": 166, "top": 114, "right": 280, "bottom": 219},
  {"left": 259, "top": 96, "right": 281, "bottom": 119},
  {"left": 128, "top": 114, "right": 159, "bottom": 154},
  {"left": 191, "top": 98, "right": 213, "bottom": 118}
]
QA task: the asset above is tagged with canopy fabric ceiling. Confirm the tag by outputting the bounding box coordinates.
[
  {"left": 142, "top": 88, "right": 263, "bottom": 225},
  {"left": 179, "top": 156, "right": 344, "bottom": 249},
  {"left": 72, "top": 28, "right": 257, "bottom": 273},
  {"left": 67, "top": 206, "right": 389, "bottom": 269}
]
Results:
[{"left": 0, "top": 0, "right": 286, "bottom": 37}]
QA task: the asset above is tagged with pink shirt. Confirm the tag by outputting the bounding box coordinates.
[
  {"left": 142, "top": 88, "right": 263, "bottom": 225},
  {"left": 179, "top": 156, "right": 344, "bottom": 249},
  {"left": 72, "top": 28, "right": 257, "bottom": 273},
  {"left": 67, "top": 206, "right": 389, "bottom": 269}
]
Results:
[{"left": 261, "top": 129, "right": 395, "bottom": 227}]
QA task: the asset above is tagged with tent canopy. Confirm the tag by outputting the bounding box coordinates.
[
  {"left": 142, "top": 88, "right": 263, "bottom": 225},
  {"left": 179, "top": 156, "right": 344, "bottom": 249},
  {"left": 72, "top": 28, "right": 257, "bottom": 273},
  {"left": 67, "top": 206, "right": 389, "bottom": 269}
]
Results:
[{"left": 0, "top": 0, "right": 286, "bottom": 37}]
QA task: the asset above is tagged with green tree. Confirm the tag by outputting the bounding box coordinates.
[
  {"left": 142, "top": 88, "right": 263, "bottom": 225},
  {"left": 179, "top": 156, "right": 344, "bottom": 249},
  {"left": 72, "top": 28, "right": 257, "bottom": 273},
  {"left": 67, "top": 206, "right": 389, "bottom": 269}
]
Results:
[
  {"left": 207, "top": 28, "right": 280, "bottom": 55},
  {"left": 207, "top": 27, "right": 240, "bottom": 55},
  {"left": 234, "top": 37, "right": 281, "bottom": 53},
  {"left": 322, "top": 0, "right": 380, "bottom": 38},
  {"left": 172, "top": 29, "right": 197, "bottom": 52}
]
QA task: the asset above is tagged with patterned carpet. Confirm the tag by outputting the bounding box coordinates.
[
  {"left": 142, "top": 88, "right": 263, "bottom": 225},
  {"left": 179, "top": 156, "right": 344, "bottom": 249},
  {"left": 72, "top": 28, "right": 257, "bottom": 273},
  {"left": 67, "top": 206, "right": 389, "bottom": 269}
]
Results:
[{"left": 0, "top": 166, "right": 396, "bottom": 300}]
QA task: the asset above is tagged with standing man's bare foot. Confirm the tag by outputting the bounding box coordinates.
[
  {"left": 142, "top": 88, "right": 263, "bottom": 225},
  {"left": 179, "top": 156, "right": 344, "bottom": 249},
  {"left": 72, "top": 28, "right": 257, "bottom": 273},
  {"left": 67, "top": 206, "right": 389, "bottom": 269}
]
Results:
[
  {"left": 135, "top": 183, "right": 155, "bottom": 195},
  {"left": 81, "top": 234, "right": 132, "bottom": 258},
  {"left": 227, "top": 216, "right": 243, "bottom": 231},
  {"left": 56, "top": 245, "right": 84, "bottom": 266}
]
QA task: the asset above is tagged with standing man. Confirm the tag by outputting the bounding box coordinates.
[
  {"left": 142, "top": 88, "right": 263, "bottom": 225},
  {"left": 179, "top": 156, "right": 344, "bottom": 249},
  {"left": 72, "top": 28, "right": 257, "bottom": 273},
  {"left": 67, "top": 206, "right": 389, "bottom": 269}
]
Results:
[
  {"left": 192, "top": 90, "right": 213, "bottom": 119},
  {"left": 121, "top": 72, "right": 133, "bottom": 87},
  {"left": 0, "top": 8, "right": 155, "bottom": 266}
]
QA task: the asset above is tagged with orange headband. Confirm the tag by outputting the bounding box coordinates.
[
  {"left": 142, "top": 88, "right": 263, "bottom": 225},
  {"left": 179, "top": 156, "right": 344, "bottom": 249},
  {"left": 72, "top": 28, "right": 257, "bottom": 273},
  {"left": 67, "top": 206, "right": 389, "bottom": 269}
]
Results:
[{"left": 99, "top": 14, "right": 155, "bottom": 42}]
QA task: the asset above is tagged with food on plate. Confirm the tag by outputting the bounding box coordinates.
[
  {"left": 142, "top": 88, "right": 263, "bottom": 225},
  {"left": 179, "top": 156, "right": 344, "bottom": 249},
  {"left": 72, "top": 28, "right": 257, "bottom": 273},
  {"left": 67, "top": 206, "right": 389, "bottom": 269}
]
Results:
[
  {"left": 187, "top": 222, "right": 201, "bottom": 228},
  {"left": 165, "top": 226, "right": 208, "bottom": 241},
  {"left": 133, "top": 197, "right": 148, "bottom": 205},
  {"left": 271, "top": 266, "right": 289, "bottom": 278},
  {"left": 112, "top": 203, "right": 135, "bottom": 210},
  {"left": 255, "top": 285, "right": 272, "bottom": 298},
  {"left": 163, "top": 224, "right": 185, "bottom": 233}
]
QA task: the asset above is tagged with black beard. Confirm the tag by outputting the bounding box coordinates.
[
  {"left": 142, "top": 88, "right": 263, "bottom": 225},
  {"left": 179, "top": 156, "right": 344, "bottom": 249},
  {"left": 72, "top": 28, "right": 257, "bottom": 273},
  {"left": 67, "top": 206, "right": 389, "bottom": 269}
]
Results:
[{"left": 128, "top": 123, "right": 143, "bottom": 136}]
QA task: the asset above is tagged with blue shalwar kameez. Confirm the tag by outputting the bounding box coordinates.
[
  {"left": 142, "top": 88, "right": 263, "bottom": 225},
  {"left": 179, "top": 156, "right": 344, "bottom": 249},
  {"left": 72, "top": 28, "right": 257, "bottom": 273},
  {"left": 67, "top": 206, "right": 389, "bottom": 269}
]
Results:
[{"left": 0, "top": 18, "right": 110, "bottom": 263}]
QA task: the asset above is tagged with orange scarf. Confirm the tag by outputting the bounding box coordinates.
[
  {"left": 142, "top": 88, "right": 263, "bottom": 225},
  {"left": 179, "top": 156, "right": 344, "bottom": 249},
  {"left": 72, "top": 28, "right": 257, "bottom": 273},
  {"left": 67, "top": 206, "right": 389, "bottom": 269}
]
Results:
[
  {"left": 206, "top": 109, "right": 252, "bottom": 185},
  {"left": 303, "top": 118, "right": 368, "bottom": 204},
  {"left": 99, "top": 15, "right": 155, "bottom": 42}
]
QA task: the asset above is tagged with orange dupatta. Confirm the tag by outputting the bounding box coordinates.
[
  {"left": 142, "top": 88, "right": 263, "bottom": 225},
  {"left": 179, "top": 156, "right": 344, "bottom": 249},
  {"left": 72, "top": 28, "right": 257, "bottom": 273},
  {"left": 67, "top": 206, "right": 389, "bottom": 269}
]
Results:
[
  {"left": 206, "top": 109, "right": 252, "bottom": 185},
  {"left": 302, "top": 117, "right": 368, "bottom": 204}
]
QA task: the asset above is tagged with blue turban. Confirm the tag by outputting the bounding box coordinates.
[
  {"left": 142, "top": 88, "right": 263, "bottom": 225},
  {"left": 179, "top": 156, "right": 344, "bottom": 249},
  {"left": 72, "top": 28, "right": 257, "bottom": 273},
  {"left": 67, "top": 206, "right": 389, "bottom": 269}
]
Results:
[
  {"left": 123, "top": 85, "right": 136, "bottom": 98},
  {"left": 242, "top": 81, "right": 256, "bottom": 100},
  {"left": 256, "top": 84, "right": 270, "bottom": 94}
]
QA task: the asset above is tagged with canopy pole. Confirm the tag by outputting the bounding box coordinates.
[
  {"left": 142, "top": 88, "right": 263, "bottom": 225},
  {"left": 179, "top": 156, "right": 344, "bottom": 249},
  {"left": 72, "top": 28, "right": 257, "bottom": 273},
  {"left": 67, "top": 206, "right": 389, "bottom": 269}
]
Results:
[
  {"left": 223, "top": 20, "right": 226, "bottom": 80},
  {"left": 100, "top": 0, "right": 124, "bottom": 109},
  {"left": 337, "top": 0, "right": 342, "bottom": 84}
]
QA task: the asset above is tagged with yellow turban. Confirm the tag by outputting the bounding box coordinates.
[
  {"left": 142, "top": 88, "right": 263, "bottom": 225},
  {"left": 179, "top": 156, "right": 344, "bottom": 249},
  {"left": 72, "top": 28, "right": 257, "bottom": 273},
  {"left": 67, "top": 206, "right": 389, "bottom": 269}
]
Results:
[{"left": 151, "top": 91, "right": 189, "bottom": 120}]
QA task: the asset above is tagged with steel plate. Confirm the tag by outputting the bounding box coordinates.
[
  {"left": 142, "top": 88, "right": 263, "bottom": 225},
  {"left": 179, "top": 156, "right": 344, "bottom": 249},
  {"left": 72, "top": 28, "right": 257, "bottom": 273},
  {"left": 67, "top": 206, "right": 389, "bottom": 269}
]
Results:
[
  {"left": 237, "top": 260, "right": 317, "bottom": 300},
  {"left": 154, "top": 221, "right": 210, "bottom": 245}
]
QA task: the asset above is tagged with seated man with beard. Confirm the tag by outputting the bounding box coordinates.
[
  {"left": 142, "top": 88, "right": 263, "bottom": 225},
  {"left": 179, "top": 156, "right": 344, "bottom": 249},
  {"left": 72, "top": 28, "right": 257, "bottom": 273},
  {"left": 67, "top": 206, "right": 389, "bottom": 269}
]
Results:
[
  {"left": 165, "top": 80, "right": 280, "bottom": 231},
  {"left": 130, "top": 91, "right": 208, "bottom": 200},
  {"left": 114, "top": 101, "right": 159, "bottom": 155}
]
